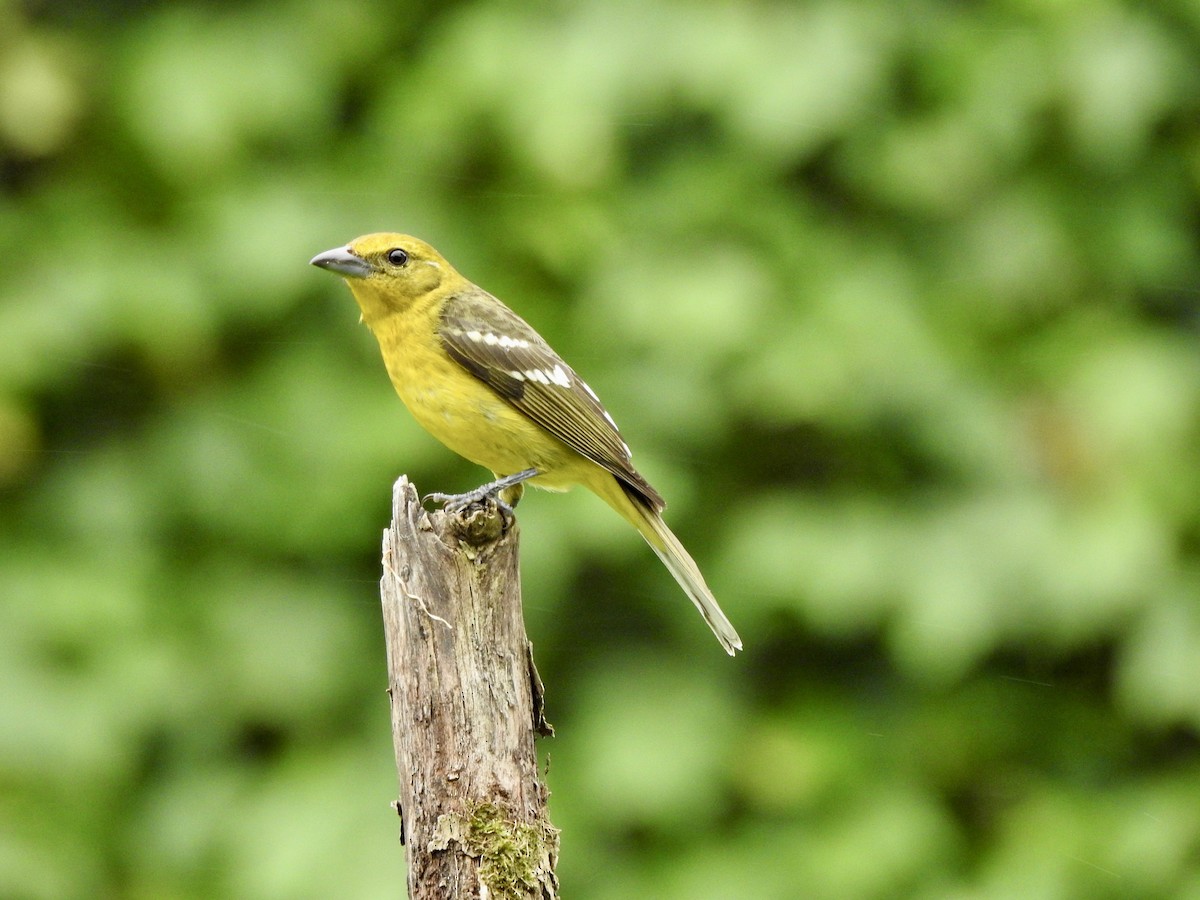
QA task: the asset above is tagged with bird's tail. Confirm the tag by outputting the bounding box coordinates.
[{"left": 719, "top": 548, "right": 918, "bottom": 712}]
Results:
[{"left": 595, "top": 475, "right": 742, "bottom": 655}]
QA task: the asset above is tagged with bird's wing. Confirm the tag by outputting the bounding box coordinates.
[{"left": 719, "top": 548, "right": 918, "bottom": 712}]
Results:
[{"left": 438, "top": 289, "right": 664, "bottom": 511}]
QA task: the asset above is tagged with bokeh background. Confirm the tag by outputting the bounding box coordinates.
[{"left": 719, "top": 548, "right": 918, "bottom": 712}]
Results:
[{"left": 3, "top": 0, "right": 1200, "bottom": 897}]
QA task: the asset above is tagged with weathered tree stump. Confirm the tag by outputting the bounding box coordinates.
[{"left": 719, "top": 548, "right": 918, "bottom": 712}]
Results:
[{"left": 380, "top": 476, "right": 558, "bottom": 899}]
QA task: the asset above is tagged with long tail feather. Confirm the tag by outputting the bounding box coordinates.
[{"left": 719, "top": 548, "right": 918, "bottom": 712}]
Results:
[
  {"left": 636, "top": 507, "right": 743, "bottom": 655},
  {"left": 583, "top": 468, "right": 743, "bottom": 655},
  {"left": 609, "top": 487, "right": 739, "bottom": 657}
]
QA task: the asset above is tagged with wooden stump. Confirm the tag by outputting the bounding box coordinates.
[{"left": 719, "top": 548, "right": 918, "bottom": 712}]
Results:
[{"left": 381, "top": 476, "right": 558, "bottom": 899}]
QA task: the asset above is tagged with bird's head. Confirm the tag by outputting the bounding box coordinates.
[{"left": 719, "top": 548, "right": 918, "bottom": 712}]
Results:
[{"left": 310, "top": 233, "right": 457, "bottom": 323}]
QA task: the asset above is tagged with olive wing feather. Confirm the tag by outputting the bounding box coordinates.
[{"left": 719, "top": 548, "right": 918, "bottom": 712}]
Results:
[{"left": 438, "top": 290, "right": 664, "bottom": 511}]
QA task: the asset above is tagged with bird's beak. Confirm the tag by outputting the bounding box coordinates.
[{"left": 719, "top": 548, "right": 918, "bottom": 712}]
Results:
[{"left": 310, "top": 246, "right": 373, "bottom": 279}]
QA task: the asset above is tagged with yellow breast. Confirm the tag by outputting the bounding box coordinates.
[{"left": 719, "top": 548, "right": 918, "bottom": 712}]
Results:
[{"left": 367, "top": 304, "right": 576, "bottom": 482}]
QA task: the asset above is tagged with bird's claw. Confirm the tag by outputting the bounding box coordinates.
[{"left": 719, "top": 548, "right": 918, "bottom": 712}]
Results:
[
  {"left": 423, "top": 487, "right": 514, "bottom": 517},
  {"left": 422, "top": 467, "right": 538, "bottom": 518}
]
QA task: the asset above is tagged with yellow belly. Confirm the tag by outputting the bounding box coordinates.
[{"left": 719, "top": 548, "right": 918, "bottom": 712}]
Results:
[{"left": 372, "top": 310, "right": 580, "bottom": 489}]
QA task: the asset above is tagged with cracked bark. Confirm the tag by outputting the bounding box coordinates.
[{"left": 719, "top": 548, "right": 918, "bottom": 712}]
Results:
[{"left": 381, "top": 476, "right": 558, "bottom": 899}]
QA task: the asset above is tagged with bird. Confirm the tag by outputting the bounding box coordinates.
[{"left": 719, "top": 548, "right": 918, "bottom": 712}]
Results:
[{"left": 311, "top": 233, "right": 742, "bottom": 655}]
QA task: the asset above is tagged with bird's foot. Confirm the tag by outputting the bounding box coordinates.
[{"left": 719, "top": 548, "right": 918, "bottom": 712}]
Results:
[{"left": 424, "top": 468, "right": 539, "bottom": 517}]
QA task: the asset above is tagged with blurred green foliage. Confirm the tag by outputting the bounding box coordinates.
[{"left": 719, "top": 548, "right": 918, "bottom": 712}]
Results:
[{"left": 2, "top": 0, "right": 1200, "bottom": 897}]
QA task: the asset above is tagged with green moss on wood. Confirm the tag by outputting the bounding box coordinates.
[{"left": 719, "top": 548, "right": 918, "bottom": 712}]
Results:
[{"left": 430, "top": 802, "right": 559, "bottom": 898}]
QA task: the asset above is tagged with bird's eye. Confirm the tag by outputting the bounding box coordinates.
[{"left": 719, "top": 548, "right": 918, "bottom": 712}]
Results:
[{"left": 387, "top": 248, "right": 409, "bottom": 267}]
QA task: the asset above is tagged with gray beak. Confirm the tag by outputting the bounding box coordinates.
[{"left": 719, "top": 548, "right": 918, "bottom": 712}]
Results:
[{"left": 310, "top": 246, "right": 373, "bottom": 279}]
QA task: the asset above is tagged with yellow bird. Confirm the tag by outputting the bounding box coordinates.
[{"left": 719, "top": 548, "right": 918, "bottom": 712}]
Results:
[{"left": 311, "top": 233, "right": 741, "bottom": 655}]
